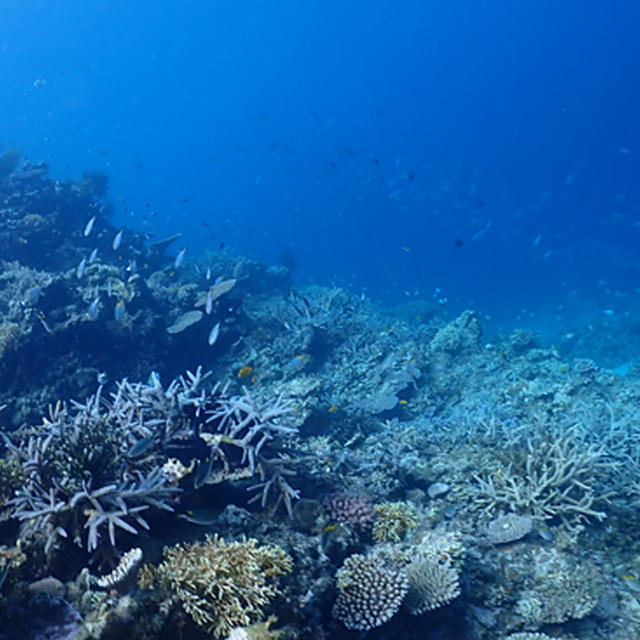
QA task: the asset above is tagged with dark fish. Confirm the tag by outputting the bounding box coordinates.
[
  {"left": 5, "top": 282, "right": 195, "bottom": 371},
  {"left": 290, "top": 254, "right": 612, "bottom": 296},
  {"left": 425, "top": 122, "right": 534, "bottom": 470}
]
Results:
[
  {"left": 127, "top": 436, "right": 155, "bottom": 458},
  {"left": 0, "top": 563, "right": 8, "bottom": 592},
  {"left": 178, "top": 508, "right": 217, "bottom": 526},
  {"left": 193, "top": 454, "right": 214, "bottom": 490},
  {"left": 455, "top": 239, "right": 463, "bottom": 247}
]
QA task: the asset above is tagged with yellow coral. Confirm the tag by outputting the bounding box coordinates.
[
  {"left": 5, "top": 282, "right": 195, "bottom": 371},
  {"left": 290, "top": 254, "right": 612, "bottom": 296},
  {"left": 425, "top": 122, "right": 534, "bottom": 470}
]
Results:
[
  {"left": 372, "top": 501, "right": 418, "bottom": 543},
  {"left": 138, "top": 535, "right": 292, "bottom": 638}
]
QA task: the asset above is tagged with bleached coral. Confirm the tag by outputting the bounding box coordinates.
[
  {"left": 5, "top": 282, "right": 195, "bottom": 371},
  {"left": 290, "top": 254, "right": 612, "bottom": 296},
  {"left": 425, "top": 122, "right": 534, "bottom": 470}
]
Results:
[
  {"left": 96, "top": 547, "right": 143, "bottom": 588},
  {"left": 472, "top": 425, "right": 611, "bottom": 526}
]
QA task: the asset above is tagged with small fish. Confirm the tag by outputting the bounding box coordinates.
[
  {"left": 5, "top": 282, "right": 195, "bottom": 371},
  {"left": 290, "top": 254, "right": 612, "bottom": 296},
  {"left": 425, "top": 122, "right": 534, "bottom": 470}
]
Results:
[
  {"left": 208, "top": 322, "right": 220, "bottom": 346},
  {"left": 114, "top": 299, "right": 126, "bottom": 323},
  {"left": 193, "top": 455, "right": 214, "bottom": 489},
  {"left": 0, "top": 563, "right": 9, "bottom": 593},
  {"left": 287, "top": 354, "right": 307, "bottom": 373},
  {"left": 128, "top": 436, "right": 155, "bottom": 458},
  {"left": 328, "top": 405, "right": 338, "bottom": 413},
  {"left": 205, "top": 289, "right": 213, "bottom": 315},
  {"left": 398, "top": 399, "right": 408, "bottom": 405},
  {"left": 205, "top": 267, "right": 212, "bottom": 280},
  {"left": 401, "top": 246, "right": 411, "bottom": 253},
  {"left": 126, "top": 259, "right": 137, "bottom": 275},
  {"left": 177, "top": 508, "right": 217, "bottom": 526},
  {"left": 106, "top": 279, "right": 112, "bottom": 297},
  {"left": 237, "top": 365, "right": 253, "bottom": 378},
  {"left": 112, "top": 229, "right": 123, "bottom": 250},
  {"left": 23, "top": 286, "right": 43, "bottom": 305},
  {"left": 174, "top": 247, "right": 186, "bottom": 269},
  {"left": 88, "top": 248, "right": 98, "bottom": 264},
  {"left": 83, "top": 216, "right": 96, "bottom": 237},
  {"left": 87, "top": 297, "right": 100, "bottom": 321},
  {"left": 76, "top": 257, "right": 87, "bottom": 279}
]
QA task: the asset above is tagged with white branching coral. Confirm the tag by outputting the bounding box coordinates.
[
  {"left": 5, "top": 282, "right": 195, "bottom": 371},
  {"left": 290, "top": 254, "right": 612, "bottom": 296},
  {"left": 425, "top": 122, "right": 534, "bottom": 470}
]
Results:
[
  {"left": 96, "top": 547, "right": 143, "bottom": 588},
  {"left": 2, "top": 366, "right": 303, "bottom": 558},
  {"left": 472, "top": 425, "right": 611, "bottom": 526}
]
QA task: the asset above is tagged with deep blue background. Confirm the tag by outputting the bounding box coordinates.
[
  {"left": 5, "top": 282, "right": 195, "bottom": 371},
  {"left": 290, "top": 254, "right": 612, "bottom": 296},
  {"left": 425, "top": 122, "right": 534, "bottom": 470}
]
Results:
[{"left": 1, "top": 0, "right": 639, "bottom": 336}]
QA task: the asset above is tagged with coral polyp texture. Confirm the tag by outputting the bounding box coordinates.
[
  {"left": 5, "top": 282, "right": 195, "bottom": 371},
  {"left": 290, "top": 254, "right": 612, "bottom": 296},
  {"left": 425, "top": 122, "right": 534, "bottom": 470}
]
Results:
[{"left": 332, "top": 551, "right": 409, "bottom": 631}]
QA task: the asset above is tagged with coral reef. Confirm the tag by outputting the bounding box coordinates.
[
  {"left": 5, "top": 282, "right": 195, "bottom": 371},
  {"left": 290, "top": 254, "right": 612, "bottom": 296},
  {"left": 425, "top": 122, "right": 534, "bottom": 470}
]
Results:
[{"left": 4, "top": 153, "right": 640, "bottom": 638}]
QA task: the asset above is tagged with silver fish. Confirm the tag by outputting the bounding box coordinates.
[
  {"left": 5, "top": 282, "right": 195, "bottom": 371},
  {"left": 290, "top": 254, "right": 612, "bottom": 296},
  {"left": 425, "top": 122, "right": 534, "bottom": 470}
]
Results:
[
  {"left": 107, "top": 279, "right": 112, "bottom": 297},
  {"left": 83, "top": 216, "right": 96, "bottom": 237},
  {"left": 114, "top": 299, "right": 126, "bottom": 322},
  {"left": 205, "top": 267, "right": 212, "bottom": 280},
  {"left": 76, "top": 257, "right": 87, "bottom": 279},
  {"left": 87, "top": 297, "right": 100, "bottom": 321},
  {"left": 112, "top": 229, "right": 123, "bottom": 251},
  {"left": 208, "top": 322, "right": 220, "bottom": 346},
  {"left": 23, "top": 286, "right": 43, "bottom": 305},
  {"left": 88, "top": 248, "right": 98, "bottom": 264},
  {"left": 205, "top": 289, "right": 213, "bottom": 315},
  {"left": 174, "top": 247, "right": 186, "bottom": 269}
]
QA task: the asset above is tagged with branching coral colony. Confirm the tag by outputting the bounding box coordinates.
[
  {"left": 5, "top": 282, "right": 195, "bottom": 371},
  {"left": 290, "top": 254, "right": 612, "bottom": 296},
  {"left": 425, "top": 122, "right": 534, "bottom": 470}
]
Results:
[{"left": 2, "top": 366, "right": 300, "bottom": 562}]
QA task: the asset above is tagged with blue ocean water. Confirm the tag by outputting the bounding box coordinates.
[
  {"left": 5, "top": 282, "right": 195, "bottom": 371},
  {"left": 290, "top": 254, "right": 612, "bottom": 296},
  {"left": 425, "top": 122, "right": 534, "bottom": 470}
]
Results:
[{"left": 1, "top": 0, "right": 639, "bottom": 339}]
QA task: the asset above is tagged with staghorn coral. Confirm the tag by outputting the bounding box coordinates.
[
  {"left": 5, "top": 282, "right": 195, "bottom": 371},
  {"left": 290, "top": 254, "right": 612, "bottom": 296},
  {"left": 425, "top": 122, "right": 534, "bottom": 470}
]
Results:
[
  {"left": 138, "top": 534, "right": 292, "bottom": 638},
  {"left": 2, "top": 366, "right": 304, "bottom": 559},
  {"left": 472, "top": 424, "right": 611, "bottom": 527},
  {"left": 372, "top": 501, "right": 418, "bottom": 543},
  {"left": 332, "top": 550, "right": 409, "bottom": 631}
]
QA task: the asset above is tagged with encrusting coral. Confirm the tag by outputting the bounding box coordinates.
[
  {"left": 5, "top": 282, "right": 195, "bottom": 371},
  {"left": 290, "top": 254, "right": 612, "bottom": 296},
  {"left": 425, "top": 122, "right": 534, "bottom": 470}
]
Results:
[{"left": 137, "top": 534, "right": 292, "bottom": 638}]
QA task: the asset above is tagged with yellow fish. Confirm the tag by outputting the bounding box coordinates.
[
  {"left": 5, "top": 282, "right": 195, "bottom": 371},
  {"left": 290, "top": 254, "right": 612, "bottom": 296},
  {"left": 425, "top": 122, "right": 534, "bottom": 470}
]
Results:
[{"left": 237, "top": 365, "right": 253, "bottom": 379}]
